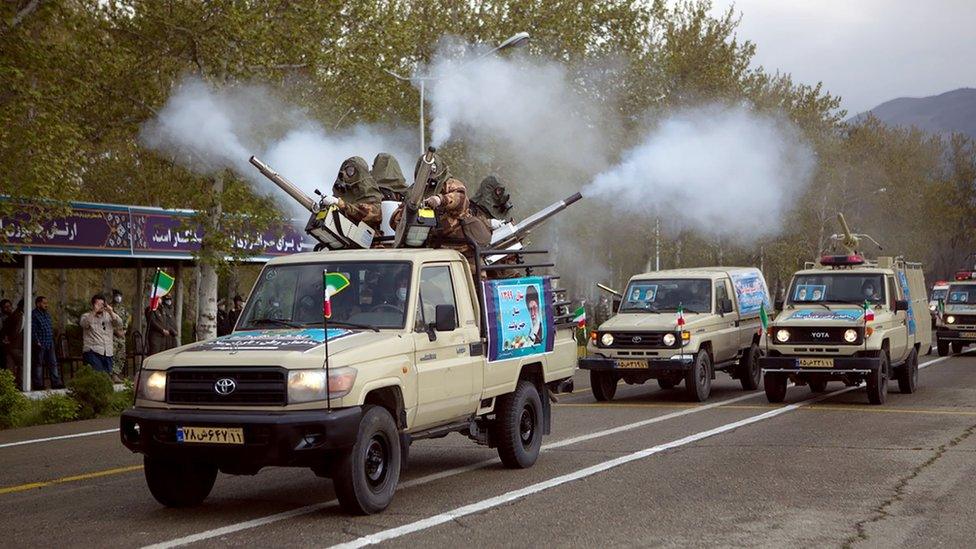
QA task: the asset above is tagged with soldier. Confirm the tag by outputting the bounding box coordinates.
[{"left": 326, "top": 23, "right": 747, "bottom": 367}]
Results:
[
  {"left": 470, "top": 175, "right": 514, "bottom": 228},
  {"left": 146, "top": 296, "right": 178, "bottom": 355},
  {"left": 594, "top": 295, "right": 612, "bottom": 327},
  {"left": 324, "top": 156, "right": 383, "bottom": 231},
  {"left": 371, "top": 153, "right": 409, "bottom": 202},
  {"left": 111, "top": 289, "right": 130, "bottom": 382}
]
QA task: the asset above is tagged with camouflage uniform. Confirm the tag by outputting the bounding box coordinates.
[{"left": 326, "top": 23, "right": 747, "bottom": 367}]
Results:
[
  {"left": 371, "top": 153, "right": 409, "bottom": 202},
  {"left": 332, "top": 156, "right": 383, "bottom": 231},
  {"left": 470, "top": 175, "right": 518, "bottom": 278}
]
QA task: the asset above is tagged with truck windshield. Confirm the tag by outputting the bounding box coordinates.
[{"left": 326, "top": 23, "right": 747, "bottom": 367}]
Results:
[
  {"left": 619, "top": 279, "right": 711, "bottom": 314},
  {"left": 946, "top": 284, "right": 976, "bottom": 304},
  {"left": 238, "top": 261, "right": 412, "bottom": 331},
  {"left": 789, "top": 273, "right": 885, "bottom": 305}
]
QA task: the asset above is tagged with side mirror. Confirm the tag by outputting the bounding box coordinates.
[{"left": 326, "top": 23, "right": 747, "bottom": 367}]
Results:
[
  {"left": 720, "top": 297, "right": 734, "bottom": 314},
  {"left": 774, "top": 299, "right": 784, "bottom": 311},
  {"left": 434, "top": 304, "right": 457, "bottom": 332},
  {"left": 894, "top": 299, "right": 909, "bottom": 312},
  {"left": 612, "top": 298, "right": 622, "bottom": 312}
]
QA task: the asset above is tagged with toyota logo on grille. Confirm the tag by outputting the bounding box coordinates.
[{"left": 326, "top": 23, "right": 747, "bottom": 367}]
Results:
[
  {"left": 632, "top": 336, "right": 642, "bottom": 343},
  {"left": 214, "top": 378, "right": 237, "bottom": 395}
]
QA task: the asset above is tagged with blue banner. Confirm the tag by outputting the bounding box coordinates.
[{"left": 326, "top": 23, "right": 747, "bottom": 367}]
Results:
[
  {"left": 897, "top": 270, "right": 917, "bottom": 335},
  {"left": 483, "top": 276, "right": 555, "bottom": 362},
  {"left": 730, "top": 271, "right": 771, "bottom": 316},
  {"left": 184, "top": 328, "right": 352, "bottom": 352},
  {"left": 787, "top": 309, "right": 863, "bottom": 322}
]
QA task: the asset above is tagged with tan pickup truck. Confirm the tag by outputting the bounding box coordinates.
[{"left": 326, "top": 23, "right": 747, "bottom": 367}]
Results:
[{"left": 121, "top": 248, "right": 576, "bottom": 514}]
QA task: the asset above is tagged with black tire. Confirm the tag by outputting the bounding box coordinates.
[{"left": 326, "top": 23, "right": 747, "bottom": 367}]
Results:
[
  {"left": 332, "top": 405, "right": 401, "bottom": 515},
  {"left": 493, "top": 380, "right": 544, "bottom": 469},
  {"left": 952, "top": 341, "right": 965, "bottom": 354},
  {"left": 657, "top": 377, "right": 677, "bottom": 390},
  {"left": 738, "top": 343, "right": 762, "bottom": 391},
  {"left": 897, "top": 348, "right": 919, "bottom": 394},
  {"left": 808, "top": 379, "right": 828, "bottom": 393},
  {"left": 684, "top": 350, "right": 712, "bottom": 402},
  {"left": 590, "top": 370, "right": 617, "bottom": 401},
  {"left": 937, "top": 339, "right": 949, "bottom": 357},
  {"left": 144, "top": 456, "right": 218, "bottom": 508},
  {"left": 764, "top": 373, "right": 788, "bottom": 403},
  {"left": 867, "top": 351, "right": 889, "bottom": 405}
]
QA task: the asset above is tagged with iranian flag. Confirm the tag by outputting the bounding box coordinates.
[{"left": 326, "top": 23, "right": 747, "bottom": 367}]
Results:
[
  {"left": 759, "top": 302, "right": 770, "bottom": 331},
  {"left": 676, "top": 304, "right": 686, "bottom": 327},
  {"left": 863, "top": 300, "right": 875, "bottom": 322},
  {"left": 323, "top": 271, "right": 351, "bottom": 319},
  {"left": 573, "top": 306, "right": 586, "bottom": 328},
  {"left": 149, "top": 270, "right": 175, "bottom": 311}
]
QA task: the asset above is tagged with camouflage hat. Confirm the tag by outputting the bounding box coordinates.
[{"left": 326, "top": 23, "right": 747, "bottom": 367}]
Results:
[
  {"left": 371, "top": 153, "right": 408, "bottom": 195},
  {"left": 333, "top": 156, "right": 382, "bottom": 204}
]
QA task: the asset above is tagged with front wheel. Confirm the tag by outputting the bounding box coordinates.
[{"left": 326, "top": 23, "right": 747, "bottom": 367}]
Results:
[
  {"left": 866, "top": 352, "right": 889, "bottom": 405},
  {"left": 952, "top": 341, "right": 965, "bottom": 354},
  {"left": 738, "top": 343, "right": 762, "bottom": 390},
  {"left": 332, "top": 405, "right": 401, "bottom": 515},
  {"left": 493, "top": 380, "right": 544, "bottom": 469},
  {"left": 764, "top": 373, "right": 788, "bottom": 403},
  {"left": 897, "top": 348, "right": 919, "bottom": 394},
  {"left": 590, "top": 370, "right": 617, "bottom": 401},
  {"left": 937, "top": 339, "right": 949, "bottom": 356},
  {"left": 144, "top": 457, "right": 218, "bottom": 508},
  {"left": 684, "top": 350, "right": 712, "bottom": 402}
]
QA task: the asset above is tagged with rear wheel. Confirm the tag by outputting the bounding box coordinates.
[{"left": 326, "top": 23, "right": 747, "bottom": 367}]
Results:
[
  {"left": 952, "top": 341, "right": 965, "bottom": 354},
  {"left": 738, "top": 343, "right": 762, "bottom": 390},
  {"left": 808, "top": 379, "right": 828, "bottom": 393},
  {"left": 590, "top": 370, "right": 617, "bottom": 401},
  {"left": 937, "top": 339, "right": 949, "bottom": 356},
  {"left": 144, "top": 457, "right": 218, "bottom": 508},
  {"left": 493, "top": 380, "right": 544, "bottom": 469},
  {"left": 897, "top": 348, "right": 919, "bottom": 394},
  {"left": 332, "top": 405, "right": 401, "bottom": 515},
  {"left": 764, "top": 373, "right": 788, "bottom": 403},
  {"left": 684, "top": 350, "right": 712, "bottom": 402},
  {"left": 866, "top": 352, "right": 889, "bottom": 405}
]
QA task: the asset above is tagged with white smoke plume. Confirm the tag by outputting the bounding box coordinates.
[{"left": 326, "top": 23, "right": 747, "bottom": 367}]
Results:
[
  {"left": 140, "top": 78, "right": 414, "bottom": 214},
  {"left": 584, "top": 104, "right": 815, "bottom": 242}
]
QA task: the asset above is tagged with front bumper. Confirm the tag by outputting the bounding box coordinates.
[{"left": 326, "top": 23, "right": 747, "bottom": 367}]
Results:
[
  {"left": 579, "top": 355, "right": 695, "bottom": 375},
  {"left": 759, "top": 356, "right": 880, "bottom": 375},
  {"left": 937, "top": 329, "right": 976, "bottom": 343},
  {"left": 120, "top": 406, "right": 362, "bottom": 470}
]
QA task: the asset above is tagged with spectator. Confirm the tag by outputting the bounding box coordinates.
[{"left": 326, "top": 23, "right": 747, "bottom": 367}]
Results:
[
  {"left": 2, "top": 299, "right": 24, "bottom": 388},
  {"left": 31, "top": 296, "right": 63, "bottom": 390},
  {"left": 216, "top": 298, "right": 230, "bottom": 336},
  {"left": 0, "top": 298, "right": 11, "bottom": 376},
  {"left": 227, "top": 294, "right": 245, "bottom": 332},
  {"left": 80, "top": 293, "right": 122, "bottom": 375},
  {"left": 110, "top": 289, "right": 130, "bottom": 382},
  {"left": 147, "top": 295, "right": 178, "bottom": 354}
]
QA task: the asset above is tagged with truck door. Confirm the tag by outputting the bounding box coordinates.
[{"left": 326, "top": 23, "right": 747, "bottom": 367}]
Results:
[
  {"left": 713, "top": 279, "right": 738, "bottom": 363},
  {"left": 887, "top": 274, "right": 909, "bottom": 363},
  {"left": 412, "top": 263, "right": 480, "bottom": 428}
]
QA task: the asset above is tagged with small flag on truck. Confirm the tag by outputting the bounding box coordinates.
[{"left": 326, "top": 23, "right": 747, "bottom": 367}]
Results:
[
  {"left": 573, "top": 306, "right": 586, "bottom": 328},
  {"left": 862, "top": 300, "right": 875, "bottom": 322},
  {"left": 323, "top": 271, "right": 350, "bottom": 319},
  {"left": 759, "top": 303, "right": 769, "bottom": 331},
  {"left": 676, "top": 305, "right": 685, "bottom": 327}
]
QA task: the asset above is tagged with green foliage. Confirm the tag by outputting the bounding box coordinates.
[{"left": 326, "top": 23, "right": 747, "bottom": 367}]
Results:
[
  {"left": 40, "top": 394, "right": 80, "bottom": 424},
  {"left": 108, "top": 378, "right": 135, "bottom": 415},
  {"left": 67, "top": 365, "right": 114, "bottom": 420},
  {"left": 0, "top": 369, "right": 27, "bottom": 429}
]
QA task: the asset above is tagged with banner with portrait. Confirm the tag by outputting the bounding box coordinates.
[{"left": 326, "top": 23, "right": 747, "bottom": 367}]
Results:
[{"left": 482, "top": 276, "right": 555, "bottom": 362}]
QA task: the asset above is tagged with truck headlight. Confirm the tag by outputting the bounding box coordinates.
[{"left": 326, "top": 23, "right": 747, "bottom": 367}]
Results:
[
  {"left": 663, "top": 333, "right": 676, "bottom": 346},
  {"left": 137, "top": 370, "right": 167, "bottom": 402},
  {"left": 843, "top": 329, "right": 858, "bottom": 343},
  {"left": 775, "top": 329, "right": 790, "bottom": 343},
  {"left": 288, "top": 368, "right": 357, "bottom": 403},
  {"left": 600, "top": 333, "right": 614, "bottom": 346},
  {"left": 947, "top": 315, "right": 956, "bottom": 324}
]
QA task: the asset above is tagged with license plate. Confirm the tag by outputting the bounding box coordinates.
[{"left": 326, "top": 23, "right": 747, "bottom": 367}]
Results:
[
  {"left": 798, "top": 358, "right": 834, "bottom": 368},
  {"left": 962, "top": 332, "right": 976, "bottom": 339},
  {"left": 176, "top": 426, "right": 244, "bottom": 445},
  {"left": 618, "top": 360, "right": 649, "bottom": 369}
]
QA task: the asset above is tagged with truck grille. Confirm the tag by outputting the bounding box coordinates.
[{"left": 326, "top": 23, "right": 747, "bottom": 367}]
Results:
[
  {"left": 785, "top": 327, "right": 862, "bottom": 345},
  {"left": 605, "top": 331, "right": 677, "bottom": 349},
  {"left": 950, "top": 315, "right": 976, "bottom": 326},
  {"left": 166, "top": 368, "right": 287, "bottom": 406}
]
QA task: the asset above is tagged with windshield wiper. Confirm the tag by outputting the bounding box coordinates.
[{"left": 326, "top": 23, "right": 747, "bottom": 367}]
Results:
[
  {"left": 247, "top": 317, "right": 304, "bottom": 329},
  {"left": 620, "top": 307, "right": 659, "bottom": 314},
  {"left": 320, "top": 320, "right": 381, "bottom": 333}
]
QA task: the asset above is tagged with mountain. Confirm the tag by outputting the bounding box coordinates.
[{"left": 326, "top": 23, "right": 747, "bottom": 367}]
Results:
[{"left": 848, "top": 88, "right": 976, "bottom": 139}]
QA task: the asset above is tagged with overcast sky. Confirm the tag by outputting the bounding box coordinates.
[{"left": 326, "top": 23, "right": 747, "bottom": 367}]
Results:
[{"left": 707, "top": 0, "right": 976, "bottom": 115}]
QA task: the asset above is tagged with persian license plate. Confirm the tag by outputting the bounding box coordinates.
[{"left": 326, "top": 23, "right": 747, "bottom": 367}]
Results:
[
  {"left": 961, "top": 332, "right": 976, "bottom": 339},
  {"left": 618, "top": 360, "right": 649, "bottom": 369},
  {"left": 176, "top": 426, "right": 244, "bottom": 445},
  {"left": 797, "top": 358, "right": 834, "bottom": 368}
]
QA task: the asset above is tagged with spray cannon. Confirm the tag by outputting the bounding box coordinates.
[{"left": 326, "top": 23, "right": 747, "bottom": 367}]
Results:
[
  {"left": 393, "top": 146, "right": 438, "bottom": 248},
  {"left": 829, "top": 213, "right": 883, "bottom": 256},
  {"left": 490, "top": 192, "right": 583, "bottom": 250},
  {"left": 248, "top": 156, "right": 375, "bottom": 250}
]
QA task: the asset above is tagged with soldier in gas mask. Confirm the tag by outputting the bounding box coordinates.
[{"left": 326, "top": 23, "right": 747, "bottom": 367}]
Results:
[
  {"left": 371, "top": 153, "right": 409, "bottom": 201},
  {"left": 470, "top": 175, "right": 514, "bottom": 229},
  {"left": 323, "top": 156, "right": 384, "bottom": 231}
]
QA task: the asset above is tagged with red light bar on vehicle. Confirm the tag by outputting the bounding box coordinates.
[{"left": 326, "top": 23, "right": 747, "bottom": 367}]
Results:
[
  {"left": 954, "top": 271, "right": 976, "bottom": 281},
  {"left": 820, "top": 254, "right": 865, "bottom": 266}
]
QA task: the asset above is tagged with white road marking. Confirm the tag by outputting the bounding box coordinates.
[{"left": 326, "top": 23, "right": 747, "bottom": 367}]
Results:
[{"left": 0, "top": 428, "right": 119, "bottom": 449}]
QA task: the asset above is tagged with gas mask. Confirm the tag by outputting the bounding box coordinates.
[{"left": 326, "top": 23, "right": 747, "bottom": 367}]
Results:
[{"left": 493, "top": 186, "right": 514, "bottom": 213}]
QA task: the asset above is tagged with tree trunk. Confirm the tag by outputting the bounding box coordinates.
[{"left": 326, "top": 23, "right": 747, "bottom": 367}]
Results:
[{"left": 196, "top": 176, "right": 223, "bottom": 341}]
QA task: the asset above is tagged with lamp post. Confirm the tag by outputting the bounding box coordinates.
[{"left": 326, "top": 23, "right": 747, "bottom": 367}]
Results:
[{"left": 385, "top": 32, "right": 530, "bottom": 153}]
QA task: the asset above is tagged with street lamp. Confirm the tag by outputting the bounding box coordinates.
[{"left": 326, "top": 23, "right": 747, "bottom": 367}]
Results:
[{"left": 385, "top": 32, "right": 531, "bottom": 152}]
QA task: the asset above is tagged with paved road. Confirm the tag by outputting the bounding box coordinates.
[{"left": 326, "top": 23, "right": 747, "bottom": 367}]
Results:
[{"left": 2, "top": 351, "right": 975, "bottom": 548}]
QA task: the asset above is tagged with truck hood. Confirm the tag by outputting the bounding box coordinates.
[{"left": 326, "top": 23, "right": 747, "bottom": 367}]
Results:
[
  {"left": 599, "top": 313, "right": 708, "bottom": 331},
  {"left": 143, "top": 328, "right": 412, "bottom": 370}
]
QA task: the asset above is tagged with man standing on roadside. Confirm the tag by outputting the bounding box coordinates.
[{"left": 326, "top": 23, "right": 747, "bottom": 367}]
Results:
[
  {"left": 110, "top": 289, "right": 130, "bottom": 382},
  {"left": 31, "top": 296, "right": 63, "bottom": 390},
  {"left": 147, "top": 295, "right": 178, "bottom": 354},
  {"left": 227, "top": 295, "right": 244, "bottom": 332},
  {"left": 80, "top": 293, "right": 122, "bottom": 375}
]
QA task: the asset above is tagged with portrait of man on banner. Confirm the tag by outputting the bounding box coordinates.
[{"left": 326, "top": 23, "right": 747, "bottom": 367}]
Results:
[{"left": 483, "top": 276, "right": 555, "bottom": 362}]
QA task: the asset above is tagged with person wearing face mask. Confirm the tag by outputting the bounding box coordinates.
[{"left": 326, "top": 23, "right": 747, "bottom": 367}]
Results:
[
  {"left": 80, "top": 293, "right": 123, "bottom": 375},
  {"left": 324, "top": 156, "right": 384, "bottom": 231},
  {"left": 146, "top": 294, "right": 178, "bottom": 355},
  {"left": 110, "top": 289, "right": 130, "bottom": 382},
  {"left": 862, "top": 280, "right": 881, "bottom": 303}
]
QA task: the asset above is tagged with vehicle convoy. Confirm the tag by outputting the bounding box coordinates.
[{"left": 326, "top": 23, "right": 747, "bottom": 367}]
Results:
[
  {"left": 120, "top": 150, "right": 579, "bottom": 515},
  {"left": 934, "top": 271, "right": 976, "bottom": 356},
  {"left": 759, "top": 215, "right": 932, "bottom": 404},
  {"left": 579, "top": 267, "right": 772, "bottom": 402}
]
